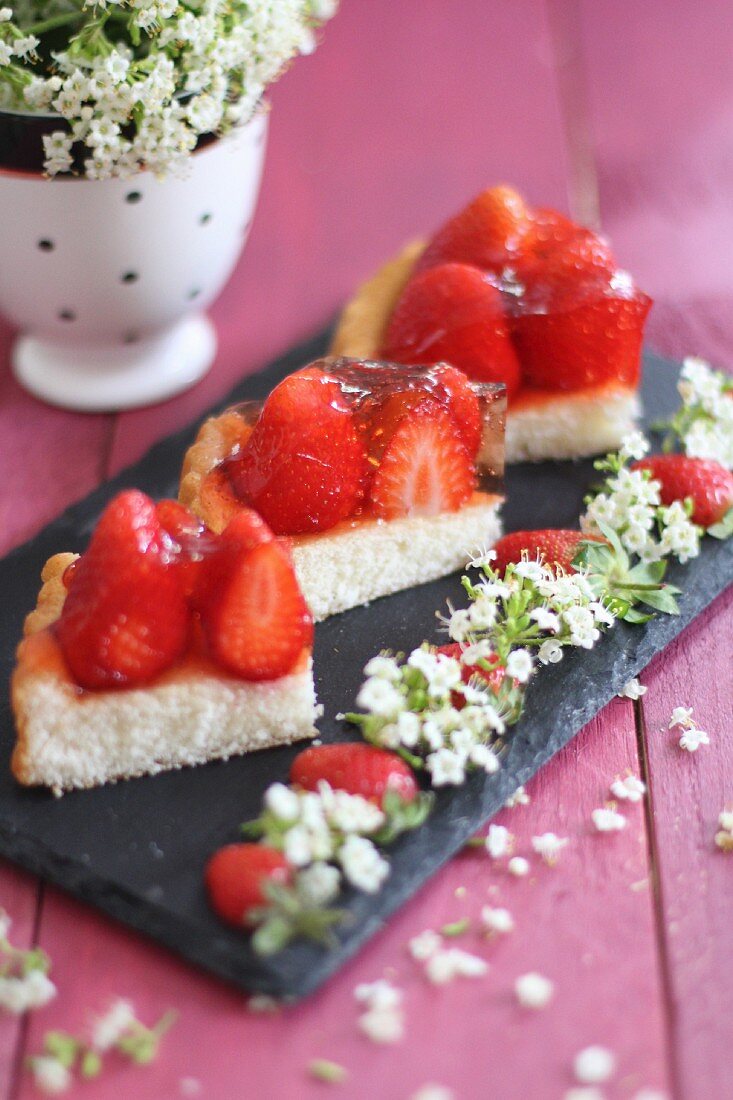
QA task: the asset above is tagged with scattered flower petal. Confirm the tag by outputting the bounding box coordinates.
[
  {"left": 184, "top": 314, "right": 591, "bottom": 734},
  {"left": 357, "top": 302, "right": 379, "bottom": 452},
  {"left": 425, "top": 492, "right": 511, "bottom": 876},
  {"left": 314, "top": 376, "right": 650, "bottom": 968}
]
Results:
[
  {"left": 514, "top": 972, "right": 554, "bottom": 1009},
  {"left": 574, "top": 1046, "right": 616, "bottom": 1084},
  {"left": 610, "top": 775, "right": 646, "bottom": 802},
  {"left": 531, "top": 832, "right": 569, "bottom": 864},
  {"left": 480, "top": 906, "right": 514, "bottom": 935},
  {"left": 618, "top": 677, "right": 647, "bottom": 700},
  {"left": 507, "top": 856, "right": 530, "bottom": 877},
  {"left": 591, "top": 808, "right": 626, "bottom": 833}
]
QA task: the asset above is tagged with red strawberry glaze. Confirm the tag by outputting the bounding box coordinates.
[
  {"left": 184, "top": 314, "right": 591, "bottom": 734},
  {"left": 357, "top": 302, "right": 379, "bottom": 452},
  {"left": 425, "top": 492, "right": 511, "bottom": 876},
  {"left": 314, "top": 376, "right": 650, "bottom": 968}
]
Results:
[{"left": 204, "top": 359, "right": 506, "bottom": 538}]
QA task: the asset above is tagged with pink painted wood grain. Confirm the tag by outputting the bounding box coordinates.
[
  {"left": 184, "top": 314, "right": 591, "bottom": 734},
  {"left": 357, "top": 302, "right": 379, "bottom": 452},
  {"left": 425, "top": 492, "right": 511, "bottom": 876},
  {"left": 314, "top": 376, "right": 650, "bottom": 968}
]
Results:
[{"left": 18, "top": 710, "right": 669, "bottom": 1100}]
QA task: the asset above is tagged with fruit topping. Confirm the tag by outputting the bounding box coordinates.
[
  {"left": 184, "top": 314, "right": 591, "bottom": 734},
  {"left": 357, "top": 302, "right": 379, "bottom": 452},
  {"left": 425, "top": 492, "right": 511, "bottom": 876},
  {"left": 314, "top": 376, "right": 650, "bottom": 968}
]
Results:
[
  {"left": 431, "top": 362, "right": 483, "bottom": 458},
  {"left": 631, "top": 455, "right": 733, "bottom": 528},
  {"left": 436, "top": 642, "right": 506, "bottom": 697},
  {"left": 369, "top": 397, "right": 476, "bottom": 519},
  {"left": 205, "top": 843, "right": 292, "bottom": 928},
  {"left": 383, "top": 187, "right": 651, "bottom": 397},
  {"left": 416, "top": 184, "right": 532, "bottom": 274},
  {"left": 381, "top": 262, "right": 522, "bottom": 397},
  {"left": 57, "top": 490, "right": 189, "bottom": 690},
  {"left": 227, "top": 367, "right": 368, "bottom": 536},
  {"left": 492, "top": 529, "right": 601, "bottom": 574},
  {"left": 194, "top": 510, "right": 313, "bottom": 681},
  {"left": 290, "top": 742, "right": 419, "bottom": 807}
]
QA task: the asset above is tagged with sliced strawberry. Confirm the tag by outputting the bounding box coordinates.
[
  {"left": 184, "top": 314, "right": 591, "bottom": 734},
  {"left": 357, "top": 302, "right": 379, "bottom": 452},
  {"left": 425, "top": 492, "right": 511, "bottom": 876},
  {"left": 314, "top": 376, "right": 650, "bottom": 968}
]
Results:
[
  {"left": 57, "top": 490, "right": 189, "bottom": 689},
  {"left": 492, "top": 529, "right": 602, "bottom": 573},
  {"left": 382, "top": 263, "right": 521, "bottom": 397},
  {"left": 290, "top": 743, "right": 418, "bottom": 806},
  {"left": 205, "top": 843, "right": 292, "bottom": 928},
  {"left": 512, "top": 228, "right": 616, "bottom": 309},
  {"left": 512, "top": 278, "right": 652, "bottom": 391},
  {"left": 416, "top": 185, "right": 532, "bottom": 274},
  {"left": 195, "top": 512, "right": 313, "bottom": 681},
  {"left": 369, "top": 397, "right": 476, "bottom": 520},
  {"left": 631, "top": 455, "right": 733, "bottom": 527},
  {"left": 431, "top": 363, "right": 482, "bottom": 457},
  {"left": 437, "top": 642, "right": 506, "bottom": 697},
  {"left": 227, "top": 367, "right": 368, "bottom": 535},
  {"left": 155, "top": 499, "right": 219, "bottom": 598}
]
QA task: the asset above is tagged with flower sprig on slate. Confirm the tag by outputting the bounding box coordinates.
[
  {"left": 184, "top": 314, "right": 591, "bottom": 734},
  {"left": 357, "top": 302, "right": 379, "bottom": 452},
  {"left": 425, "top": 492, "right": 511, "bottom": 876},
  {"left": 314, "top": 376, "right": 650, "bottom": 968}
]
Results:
[
  {"left": 0, "top": 909, "right": 56, "bottom": 1016},
  {"left": 657, "top": 357, "right": 733, "bottom": 469}
]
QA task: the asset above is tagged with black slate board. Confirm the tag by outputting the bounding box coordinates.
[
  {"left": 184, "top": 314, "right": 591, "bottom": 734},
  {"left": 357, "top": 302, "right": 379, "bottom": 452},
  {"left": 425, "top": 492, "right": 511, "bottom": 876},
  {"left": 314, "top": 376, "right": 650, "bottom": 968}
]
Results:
[{"left": 0, "top": 339, "right": 730, "bottom": 999}]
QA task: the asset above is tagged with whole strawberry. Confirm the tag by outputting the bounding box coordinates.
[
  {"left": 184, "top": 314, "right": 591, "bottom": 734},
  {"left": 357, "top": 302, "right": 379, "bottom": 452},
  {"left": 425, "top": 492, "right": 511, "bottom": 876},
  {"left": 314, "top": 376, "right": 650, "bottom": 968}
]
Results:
[
  {"left": 290, "top": 743, "right": 418, "bottom": 807},
  {"left": 416, "top": 184, "right": 532, "bottom": 274},
  {"left": 436, "top": 642, "right": 506, "bottom": 696},
  {"left": 205, "top": 843, "right": 292, "bottom": 927},
  {"left": 492, "top": 529, "right": 599, "bottom": 574},
  {"left": 57, "top": 490, "right": 189, "bottom": 690},
  {"left": 632, "top": 455, "right": 733, "bottom": 528}
]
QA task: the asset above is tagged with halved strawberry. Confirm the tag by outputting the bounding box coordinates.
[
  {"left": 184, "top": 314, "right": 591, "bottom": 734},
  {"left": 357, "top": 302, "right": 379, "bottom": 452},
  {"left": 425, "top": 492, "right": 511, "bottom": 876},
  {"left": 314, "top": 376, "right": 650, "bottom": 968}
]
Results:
[
  {"left": 369, "top": 397, "right": 476, "bottom": 519},
  {"left": 632, "top": 455, "right": 733, "bottom": 528},
  {"left": 512, "top": 278, "right": 652, "bottom": 391},
  {"left": 512, "top": 228, "right": 616, "bottom": 310},
  {"left": 416, "top": 185, "right": 532, "bottom": 274},
  {"left": 290, "top": 743, "right": 418, "bottom": 806},
  {"left": 155, "top": 499, "right": 219, "bottom": 598},
  {"left": 431, "top": 363, "right": 483, "bottom": 457},
  {"left": 57, "top": 490, "right": 190, "bottom": 690},
  {"left": 205, "top": 843, "right": 292, "bottom": 928},
  {"left": 227, "top": 366, "right": 368, "bottom": 536},
  {"left": 382, "top": 263, "right": 521, "bottom": 397},
  {"left": 195, "top": 511, "right": 313, "bottom": 681},
  {"left": 492, "top": 529, "right": 601, "bottom": 573}
]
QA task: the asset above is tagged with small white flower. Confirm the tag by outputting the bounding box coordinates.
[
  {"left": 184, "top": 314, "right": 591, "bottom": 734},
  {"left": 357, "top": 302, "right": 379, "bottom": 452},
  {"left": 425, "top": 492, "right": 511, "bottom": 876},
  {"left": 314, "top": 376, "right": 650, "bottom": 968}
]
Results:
[
  {"left": 354, "top": 979, "right": 402, "bottom": 1010},
  {"left": 425, "top": 748, "right": 466, "bottom": 787},
  {"left": 410, "top": 1085, "right": 456, "bottom": 1100},
  {"left": 573, "top": 1045, "right": 616, "bottom": 1084},
  {"left": 669, "top": 706, "right": 695, "bottom": 728},
  {"left": 408, "top": 929, "right": 443, "bottom": 961},
  {"left": 591, "top": 808, "right": 626, "bottom": 833},
  {"left": 23, "top": 970, "right": 57, "bottom": 1010},
  {"left": 619, "top": 430, "right": 650, "bottom": 462},
  {"left": 678, "top": 726, "right": 709, "bottom": 752},
  {"left": 618, "top": 678, "right": 647, "bottom": 700},
  {"left": 717, "top": 810, "right": 733, "bottom": 833},
  {"left": 358, "top": 1006, "right": 404, "bottom": 1044},
  {"left": 514, "top": 972, "right": 554, "bottom": 1008},
  {"left": 356, "top": 677, "right": 404, "bottom": 718},
  {"left": 714, "top": 830, "right": 733, "bottom": 852},
  {"left": 480, "top": 906, "right": 514, "bottom": 935},
  {"left": 513, "top": 559, "right": 545, "bottom": 582},
  {"left": 610, "top": 775, "right": 646, "bottom": 802},
  {"left": 0, "top": 8, "right": 13, "bottom": 21},
  {"left": 538, "top": 639, "right": 563, "bottom": 665},
  {"left": 296, "top": 862, "right": 341, "bottom": 907},
  {"left": 425, "top": 948, "right": 487, "bottom": 984},
  {"left": 91, "top": 998, "right": 135, "bottom": 1051},
  {"left": 485, "top": 824, "right": 513, "bottom": 859},
  {"left": 469, "top": 743, "right": 501, "bottom": 774},
  {"left": 30, "top": 1056, "right": 71, "bottom": 1095},
  {"left": 530, "top": 607, "right": 560, "bottom": 632},
  {"left": 505, "top": 786, "right": 530, "bottom": 808},
  {"left": 338, "top": 835, "right": 389, "bottom": 893},
  {"left": 506, "top": 649, "right": 534, "bottom": 683},
  {"left": 531, "top": 833, "right": 569, "bottom": 865},
  {"left": 507, "top": 856, "right": 530, "bottom": 877},
  {"left": 0, "top": 976, "right": 32, "bottom": 1014},
  {"left": 364, "top": 655, "right": 401, "bottom": 682},
  {"left": 264, "top": 782, "right": 301, "bottom": 822}
]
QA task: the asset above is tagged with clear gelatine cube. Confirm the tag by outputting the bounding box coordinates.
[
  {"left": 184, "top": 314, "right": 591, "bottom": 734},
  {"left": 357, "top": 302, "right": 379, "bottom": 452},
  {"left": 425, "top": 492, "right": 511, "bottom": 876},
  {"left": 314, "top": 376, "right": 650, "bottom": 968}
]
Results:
[{"left": 228, "top": 357, "right": 506, "bottom": 498}]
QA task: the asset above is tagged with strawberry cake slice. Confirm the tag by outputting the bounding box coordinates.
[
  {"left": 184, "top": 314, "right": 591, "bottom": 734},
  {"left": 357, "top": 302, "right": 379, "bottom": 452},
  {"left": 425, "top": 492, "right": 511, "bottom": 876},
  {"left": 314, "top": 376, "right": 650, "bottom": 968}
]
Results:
[
  {"left": 330, "top": 185, "right": 652, "bottom": 464},
  {"left": 11, "top": 491, "right": 317, "bottom": 794},
  {"left": 180, "top": 357, "right": 505, "bottom": 621}
]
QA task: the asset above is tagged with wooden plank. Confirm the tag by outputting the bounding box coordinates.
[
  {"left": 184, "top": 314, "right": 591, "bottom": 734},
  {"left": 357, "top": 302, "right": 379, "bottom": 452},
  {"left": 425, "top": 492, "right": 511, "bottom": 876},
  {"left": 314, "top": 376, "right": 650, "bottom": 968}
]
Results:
[
  {"left": 636, "top": 588, "right": 733, "bottom": 1100},
  {"left": 17, "top": 708, "right": 670, "bottom": 1099}
]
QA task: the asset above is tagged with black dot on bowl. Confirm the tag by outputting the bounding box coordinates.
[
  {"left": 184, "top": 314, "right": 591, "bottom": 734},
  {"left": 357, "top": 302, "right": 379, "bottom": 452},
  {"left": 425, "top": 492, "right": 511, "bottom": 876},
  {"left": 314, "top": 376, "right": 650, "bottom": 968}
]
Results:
[
  {"left": 187, "top": 288, "right": 201, "bottom": 300},
  {"left": 125, "top": 191, "right": 142, "bottom": 204},
  {"left": 199, "top": 212, "right": 212, "bottom": 226},
  {"left": 121, "top": 271, "right": 139, "bottom": 284},
  {"left": 58, "top": 309, "right": 76, "bottom": 322},
  {"left": 37, "top": 239, "right": 54, "bottom": 252},
  {"left": 123, "top": 332, "right": 140, "bottom": 345}
]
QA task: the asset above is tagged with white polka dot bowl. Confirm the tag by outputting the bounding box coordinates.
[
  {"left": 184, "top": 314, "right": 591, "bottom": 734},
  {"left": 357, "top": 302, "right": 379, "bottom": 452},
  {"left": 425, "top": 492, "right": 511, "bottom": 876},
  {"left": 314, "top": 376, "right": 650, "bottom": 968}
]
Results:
[{"left": 0, "top": 109, "right": 268, "bottom": 411}]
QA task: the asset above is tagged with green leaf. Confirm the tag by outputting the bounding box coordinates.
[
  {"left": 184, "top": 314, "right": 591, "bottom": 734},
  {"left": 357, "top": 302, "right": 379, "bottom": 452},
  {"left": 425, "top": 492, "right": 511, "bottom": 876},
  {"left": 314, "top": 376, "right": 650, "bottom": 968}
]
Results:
[
  {"left": 308, "top": 1058, "right": 348, "bottom": 1084},
  {"left": 373, "top": 791, "right": 433, "bottom": 844},
  {"left": 80, "top": 1050, "right": 102, "bottom": 1078},
  {"left": 440, "top": 918, "right": 470, "bottom": 937},
  {"left": 621, "top": 606, "right": 655, "bottom": 624},
  {"left": 708, "top": 506, "right": 733, "bottom": 540},
  {"left": 252, "top": 915, "right": 295, "bottom": 957},
  {"left": 638, "top": 586, "right": 680, "bottom": 615},
  {"left": 44, "top": 1031, "right": 79, "bottom": 1069}
]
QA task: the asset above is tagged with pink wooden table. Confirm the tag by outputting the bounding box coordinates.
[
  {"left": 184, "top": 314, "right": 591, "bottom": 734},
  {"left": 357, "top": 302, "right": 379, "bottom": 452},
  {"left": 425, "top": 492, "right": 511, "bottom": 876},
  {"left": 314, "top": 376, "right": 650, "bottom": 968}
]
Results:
[{"left": 1, "top": 3, "right": 731, "bottom": 1097}]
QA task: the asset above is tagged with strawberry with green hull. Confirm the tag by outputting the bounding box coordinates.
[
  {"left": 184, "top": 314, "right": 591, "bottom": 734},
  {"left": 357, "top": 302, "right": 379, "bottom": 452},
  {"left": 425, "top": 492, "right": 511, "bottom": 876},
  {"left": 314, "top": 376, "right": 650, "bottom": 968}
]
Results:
[
  {"left": 492, "top": 529, "right": 600, "bottom": 575},
  {"left": 631, "top": 455, "right": 733, "bottom": 530},
  {"left": 290, "top": 743, "right": 418, "bottom": 807}
]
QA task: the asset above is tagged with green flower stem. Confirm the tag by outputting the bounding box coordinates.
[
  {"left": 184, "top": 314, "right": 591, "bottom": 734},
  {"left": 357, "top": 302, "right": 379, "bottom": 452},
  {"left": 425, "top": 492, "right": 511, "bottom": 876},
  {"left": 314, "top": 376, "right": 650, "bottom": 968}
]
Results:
[{"left": 26, "top": 12, "right": 85, "bottom": 36}]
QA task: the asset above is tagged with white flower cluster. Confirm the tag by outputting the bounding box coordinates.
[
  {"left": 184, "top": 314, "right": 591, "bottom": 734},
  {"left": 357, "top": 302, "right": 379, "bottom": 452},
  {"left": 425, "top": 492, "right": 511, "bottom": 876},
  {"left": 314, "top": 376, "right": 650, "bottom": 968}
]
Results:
[
  {"left": 408, "top": 929, "right": 487, "bottom": 985},
  {"left": 582, "top": 434, "right": 701, "bottom": 564},
  {"left": 668, "top": 705, "right": 709, "bottom": 752},
  {"left": 618, "top": 677, "right": 647, "bottom": 700},
  {"left": 591, "top": 807, "right": 626, "bottom": 833},
  {"left": 0, "top": 1, "right": 336, "bottom": 178},
  {"left": 610, "top": 774, "right": 646, "bottom": 802},
  {"left": 354, "top": 979, "right": 404, "bottom": 1044},
  {"left": 354, "top": 649, "right": 505, "bottom": 788},
  {"left": 674, "top": 357, "right": 733, "bottom": 469},
  {"left": 0, "top": 911, "right": 56, "bottom": 1016},
  {"left": 262, "top": 781, "right": 390, "bottom": 894}
]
